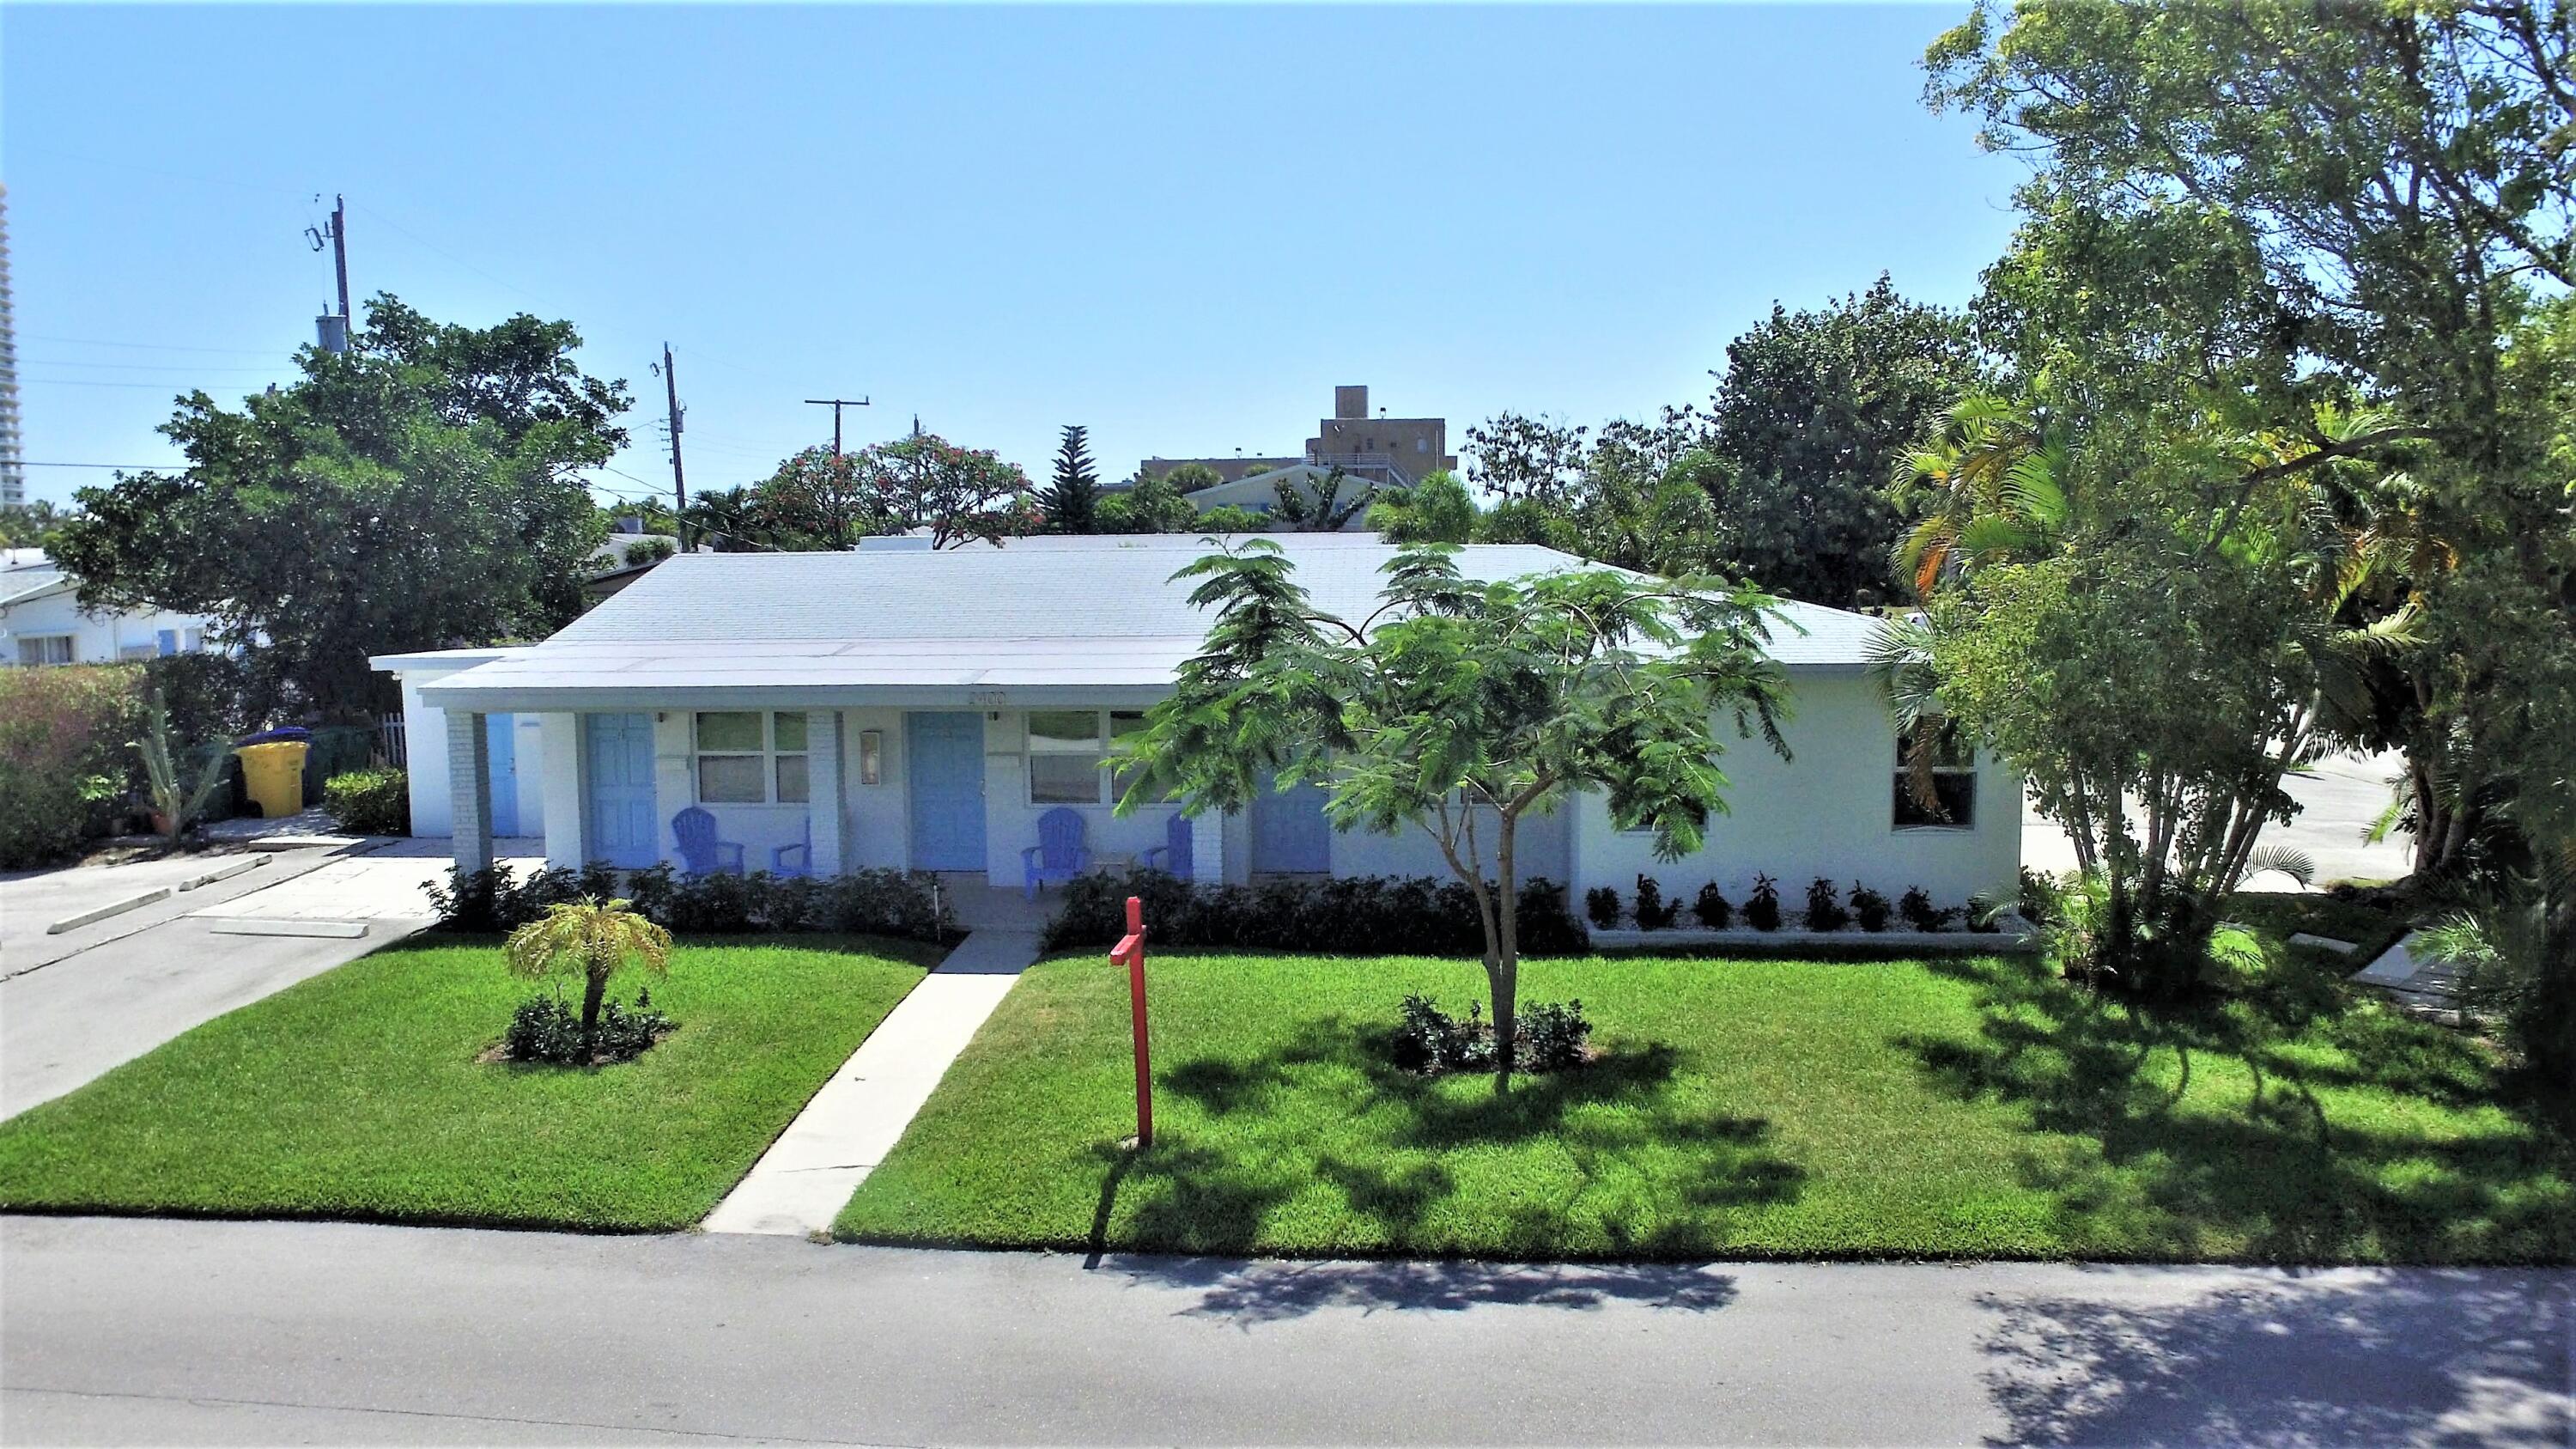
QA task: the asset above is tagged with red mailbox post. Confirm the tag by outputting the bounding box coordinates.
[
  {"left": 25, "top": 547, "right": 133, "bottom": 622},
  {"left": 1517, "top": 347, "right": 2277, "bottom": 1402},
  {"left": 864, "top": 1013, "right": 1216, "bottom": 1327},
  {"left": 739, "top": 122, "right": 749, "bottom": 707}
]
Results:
[{"left": 1109, "top": 894, "right": 1152, "bottom": 1148}]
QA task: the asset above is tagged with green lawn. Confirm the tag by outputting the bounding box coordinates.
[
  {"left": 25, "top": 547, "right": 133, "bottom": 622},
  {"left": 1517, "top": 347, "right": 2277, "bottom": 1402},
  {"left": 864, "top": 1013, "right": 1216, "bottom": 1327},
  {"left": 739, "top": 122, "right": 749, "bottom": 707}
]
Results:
[
  {"left": 0, "top": 935, "right": 937, "bottom": 1232},
  {"left": 835, "top": 949, "right": 2575, "bottom": 1262}
]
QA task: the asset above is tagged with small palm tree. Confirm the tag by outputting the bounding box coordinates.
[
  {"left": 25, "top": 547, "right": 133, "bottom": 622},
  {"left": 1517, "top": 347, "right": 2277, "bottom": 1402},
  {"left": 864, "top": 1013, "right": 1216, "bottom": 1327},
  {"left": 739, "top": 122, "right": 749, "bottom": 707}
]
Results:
[
  {"left": 504, "top": 898, "right": 673, "bottom": 1035},
  {"left": 135, "top": 695, "right": 229, "bottom": 850}
]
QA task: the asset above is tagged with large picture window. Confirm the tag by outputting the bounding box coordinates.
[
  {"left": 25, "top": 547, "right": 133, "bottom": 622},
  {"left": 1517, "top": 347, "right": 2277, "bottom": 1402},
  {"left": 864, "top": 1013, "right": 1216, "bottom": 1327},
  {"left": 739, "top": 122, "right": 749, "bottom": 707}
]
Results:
[
  {"left": 1024, "top": 709, "right": 1157, "bottom": 806},
  {"left": 1893, "top": 721, "right": 1976, "bottom": 829},
  {"left": 15, "top": 636, "right": 74, "bottom": 667},
  {"left": 695, "top": 711, "right": 810, "bottom": 805}
]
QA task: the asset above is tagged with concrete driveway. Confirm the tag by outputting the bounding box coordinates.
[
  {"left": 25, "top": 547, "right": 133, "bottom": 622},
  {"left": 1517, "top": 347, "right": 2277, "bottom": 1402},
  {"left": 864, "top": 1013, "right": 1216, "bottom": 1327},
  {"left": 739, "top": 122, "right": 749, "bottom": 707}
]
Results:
[
  {"left": 2025, "top": 748, "right": 2414, "bottom": 888},
  {"left": 2, "top": 1216, "right": 2565, "bottom": 1446},
  {"left": 0, "top": 838, "right": 539, "bottom": 1119}
]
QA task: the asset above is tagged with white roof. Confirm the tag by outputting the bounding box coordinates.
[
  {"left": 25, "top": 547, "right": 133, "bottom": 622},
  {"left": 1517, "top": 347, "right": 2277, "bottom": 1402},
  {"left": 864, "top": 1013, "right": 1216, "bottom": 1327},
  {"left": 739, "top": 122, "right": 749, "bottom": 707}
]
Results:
[{"left": 409, "top": 539, "right": 1886, "bottom": 711}]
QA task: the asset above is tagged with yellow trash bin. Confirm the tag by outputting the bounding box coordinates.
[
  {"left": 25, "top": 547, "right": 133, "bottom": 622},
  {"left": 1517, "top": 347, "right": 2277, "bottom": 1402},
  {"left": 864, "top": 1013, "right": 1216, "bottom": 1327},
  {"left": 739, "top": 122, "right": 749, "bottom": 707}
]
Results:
[{"left": 234, "top": 740, "right": 310, "bottom": 819}]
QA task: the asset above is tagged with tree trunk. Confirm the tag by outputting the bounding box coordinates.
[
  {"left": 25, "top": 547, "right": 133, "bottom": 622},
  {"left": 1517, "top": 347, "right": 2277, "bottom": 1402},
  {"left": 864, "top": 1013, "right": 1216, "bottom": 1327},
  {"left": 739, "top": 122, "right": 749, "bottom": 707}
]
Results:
[{"left": 580, "top": 968, "right": 609, "bottom": 1035}]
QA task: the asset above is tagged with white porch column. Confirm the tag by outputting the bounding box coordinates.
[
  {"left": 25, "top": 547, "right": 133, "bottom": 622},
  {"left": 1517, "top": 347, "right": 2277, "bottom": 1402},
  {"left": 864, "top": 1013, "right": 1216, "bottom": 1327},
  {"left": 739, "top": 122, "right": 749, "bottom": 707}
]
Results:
[
  {"left": 538, "top": 712, "right": 586, "bottom": 869},
  {"left": 807, "top": 709, "right": 844, "bottom": 875},
  {"left": 447, "top": 709, "right": 493, "bottom": 874},
  {"left": 1190, "top": 807, "right": 1224, "bottom": 884}
]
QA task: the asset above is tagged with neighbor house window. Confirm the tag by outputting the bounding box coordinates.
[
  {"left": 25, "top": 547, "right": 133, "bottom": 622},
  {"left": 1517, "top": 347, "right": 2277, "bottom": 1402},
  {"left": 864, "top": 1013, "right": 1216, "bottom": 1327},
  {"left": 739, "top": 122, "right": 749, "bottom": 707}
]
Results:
[
  {"left": 16, "top": 636, "right": 74, "bottom": 667},
  {"left": 695, "top": 711, "right": 809, "bottom": 805},
  {"left": 1893, "top": 721, "right": 1976, "bottom": 829},
  {"left": 1026, "top": 709, "right": 1105, "bottom": 805}
]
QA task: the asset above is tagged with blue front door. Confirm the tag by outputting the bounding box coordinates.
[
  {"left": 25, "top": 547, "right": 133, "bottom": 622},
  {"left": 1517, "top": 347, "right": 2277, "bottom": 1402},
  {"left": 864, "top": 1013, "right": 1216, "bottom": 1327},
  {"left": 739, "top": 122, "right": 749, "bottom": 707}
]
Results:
[
  {"left": 1251, "top": 770, "right": 1331, "bottom": 874},
  {"left": 584, "top": 713, "right": 657, "bottom": 868},
  {"left": 484, "top": 713, "right": 519, "bottom": 837},
  {"left": 906, "top": 712, "right": 987, "bottom": 871}
]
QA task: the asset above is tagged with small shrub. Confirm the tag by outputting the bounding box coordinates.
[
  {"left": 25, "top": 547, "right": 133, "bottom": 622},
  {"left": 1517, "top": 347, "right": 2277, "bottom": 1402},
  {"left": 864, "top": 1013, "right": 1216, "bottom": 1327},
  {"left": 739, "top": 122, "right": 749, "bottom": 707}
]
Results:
[
  {"left": 1692, "top": 881, "right": 1733, "bottom": 930},
  {"left": 1632, "top": 875, "right": 1678, "bottom": 930},
  {"left": 1898, "top": 885, "right": 1957, "bottom": 932},
  {"left": 1803, "top": 877, "right": 1850, "bottom": 932},
  {"left": 1518, "top": 997, "right": 1593, "bottom": 1070},
  {"left": 1850, "top": 883, "right": 1892, "bottom": 932},
  {"left": 1586, "top": 885, "right": 1623, "bottom": 929},
  {"left": 501, "top": 988, "right": 674, "bottom": 1065},
  {"left": 1389, "top": 992, "right": 1589, "bottom": 1075},
  {"left": 1746, "top": 874, "right": 1783, "bottom": 931},
  {"left": 322, "top": 768, "right": 409, "bottom": 835}
]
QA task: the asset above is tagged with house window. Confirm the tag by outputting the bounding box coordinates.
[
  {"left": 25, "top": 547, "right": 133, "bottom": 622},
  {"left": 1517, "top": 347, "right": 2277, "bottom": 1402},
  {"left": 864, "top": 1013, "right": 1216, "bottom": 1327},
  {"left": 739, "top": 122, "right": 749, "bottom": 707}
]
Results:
[
  {"left": 1026, "top": 709, "right": 1105, "bottom": 805},
  {"left": 1024, "top": 709, "right": 1151, "bottom": 806},
  {"left": 695, "top": 711, "right": 809, "bottom": 805},
  {"left": 16, "top": 636, "right": 74, "bottom": 667},
  {"left": 1893, "top": 721, "right": 1977, "bottom": 829}
]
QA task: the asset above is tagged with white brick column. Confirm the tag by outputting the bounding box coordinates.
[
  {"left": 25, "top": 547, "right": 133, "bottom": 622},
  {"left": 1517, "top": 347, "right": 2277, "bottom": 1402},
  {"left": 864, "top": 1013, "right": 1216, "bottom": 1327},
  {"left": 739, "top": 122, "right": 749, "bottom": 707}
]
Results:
[
  {"left": 807, "top": 709, "right": 844, "bottom": 875},
  {"left": 447, "top": 709, "right": 493, "bottom": 874},
  {"left": 1189, "top": 807, "right": 1223, "bottom": 884}
]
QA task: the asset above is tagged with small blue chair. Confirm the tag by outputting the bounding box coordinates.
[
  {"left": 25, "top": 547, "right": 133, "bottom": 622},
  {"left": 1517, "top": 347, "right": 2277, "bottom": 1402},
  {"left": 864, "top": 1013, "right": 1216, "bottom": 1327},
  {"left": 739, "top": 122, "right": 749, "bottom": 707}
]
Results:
[
  {"left": 772, "top": 818, "right": 812, "bottom": 879},
  {"left": 1139, "top": 813, "right": 1194, "bottom": 882},
  {"left": 1021, "top": 807, "right": 1091, "bottom": 900},
  {"left": 671, "top": 806, "right": 745, "bottom": 878}
]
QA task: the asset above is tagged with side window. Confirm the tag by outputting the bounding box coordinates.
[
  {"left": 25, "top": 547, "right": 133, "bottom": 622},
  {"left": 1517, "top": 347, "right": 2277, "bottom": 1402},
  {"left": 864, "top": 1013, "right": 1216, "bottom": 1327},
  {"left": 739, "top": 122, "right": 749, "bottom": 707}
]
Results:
[
  {"left": 694, "top": 712, "right": 811, "bottom": 804},
  {"left": 1893, "top": 721, "right": 1977, "bottom": 829}
]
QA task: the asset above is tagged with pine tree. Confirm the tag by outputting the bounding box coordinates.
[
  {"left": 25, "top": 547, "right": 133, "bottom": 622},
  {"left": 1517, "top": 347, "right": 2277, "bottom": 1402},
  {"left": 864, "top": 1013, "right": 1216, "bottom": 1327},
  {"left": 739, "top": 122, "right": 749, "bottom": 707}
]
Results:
[{"left": 1042, "top": 424, "right": 1101, "bottom": 534}]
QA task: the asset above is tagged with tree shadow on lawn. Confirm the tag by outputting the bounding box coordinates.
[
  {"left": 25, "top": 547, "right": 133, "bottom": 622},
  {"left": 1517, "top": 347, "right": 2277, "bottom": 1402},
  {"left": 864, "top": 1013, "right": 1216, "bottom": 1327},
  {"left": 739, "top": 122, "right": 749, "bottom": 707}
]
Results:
[
  {"left": 1975, "top": 1267, "right": 2573, "bottom": 1446},
  {"left": 1899, "top": 956, "right": 2576, "bottom": 1262},
  {"left": 1092, "top": 1015, "right": 1805, "bottom": 1265}
]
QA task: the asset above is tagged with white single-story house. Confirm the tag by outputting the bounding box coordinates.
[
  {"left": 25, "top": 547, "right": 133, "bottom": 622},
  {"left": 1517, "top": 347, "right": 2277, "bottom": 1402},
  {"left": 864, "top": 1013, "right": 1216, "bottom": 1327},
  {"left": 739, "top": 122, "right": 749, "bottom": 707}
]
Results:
[
  {"left": 374, "top": 535, "right": 2020, "bottom": 910},
  {"left": 0, "top": 550, "right": 223, "bottom": 667}
]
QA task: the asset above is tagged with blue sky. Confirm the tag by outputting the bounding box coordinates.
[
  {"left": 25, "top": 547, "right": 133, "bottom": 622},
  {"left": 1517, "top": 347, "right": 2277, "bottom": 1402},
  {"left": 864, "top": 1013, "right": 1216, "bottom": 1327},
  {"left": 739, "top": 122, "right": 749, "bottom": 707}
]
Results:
[{"left": 4, "top": 4, "right": 2026, "bottom": 509}]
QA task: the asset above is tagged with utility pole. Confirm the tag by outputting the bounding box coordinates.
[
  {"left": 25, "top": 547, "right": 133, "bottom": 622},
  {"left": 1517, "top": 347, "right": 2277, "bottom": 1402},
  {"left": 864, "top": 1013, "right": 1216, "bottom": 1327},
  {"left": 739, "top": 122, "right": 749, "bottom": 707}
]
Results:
[
  {"left": 803, "top": 396, "right": 871, "bottom": 455},
  {"left": 659, "top": 343, "right": 688, "bottom": 548},
  {"left": 330, "top": 194, "right": 350, "bottom": 327},
  {"left": 305, "top": 194, "right": 352, "bottom": 352}
]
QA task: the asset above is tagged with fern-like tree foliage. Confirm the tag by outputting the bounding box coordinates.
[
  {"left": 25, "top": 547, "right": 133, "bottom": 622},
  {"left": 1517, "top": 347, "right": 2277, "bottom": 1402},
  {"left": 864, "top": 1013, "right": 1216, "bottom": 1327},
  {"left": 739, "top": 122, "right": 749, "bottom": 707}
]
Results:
[
  {"left": 1115, "top": 540, "right": 1789, "bottom": 1089},
  {"left": 503, "top": 898, "right": 673, "bottom": 1034}
]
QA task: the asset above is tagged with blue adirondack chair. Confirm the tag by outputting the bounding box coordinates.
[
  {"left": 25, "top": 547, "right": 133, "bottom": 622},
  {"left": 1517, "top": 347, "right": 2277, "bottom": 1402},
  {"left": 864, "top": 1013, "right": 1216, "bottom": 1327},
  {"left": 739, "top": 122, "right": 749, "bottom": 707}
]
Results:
[
  {"left": 671, "top": 806, "right": 745, "bottom": 878},
  {"left": 1021, "top": 807, "right": 1091, "bottom": 900},
  {"left": 772, "top": 818, "right": 812, "bottom": 879},
  {"left": 1139, "top": 812, "right": 1194, "bottom": 882}
]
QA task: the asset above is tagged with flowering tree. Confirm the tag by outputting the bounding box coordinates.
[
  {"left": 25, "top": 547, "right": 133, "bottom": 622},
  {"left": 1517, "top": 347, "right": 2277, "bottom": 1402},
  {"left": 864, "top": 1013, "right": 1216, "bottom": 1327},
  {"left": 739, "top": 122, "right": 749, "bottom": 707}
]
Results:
[{"left": 862, "top": 434, "right": 1035, "bottom": 549}]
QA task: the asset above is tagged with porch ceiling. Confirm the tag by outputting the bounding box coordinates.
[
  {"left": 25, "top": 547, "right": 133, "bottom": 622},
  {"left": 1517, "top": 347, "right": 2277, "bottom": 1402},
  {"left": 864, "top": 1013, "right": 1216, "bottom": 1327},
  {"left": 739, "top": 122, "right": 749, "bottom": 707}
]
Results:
[{"left": 413, "top": 636, "right": 1200, "bottom": 712}]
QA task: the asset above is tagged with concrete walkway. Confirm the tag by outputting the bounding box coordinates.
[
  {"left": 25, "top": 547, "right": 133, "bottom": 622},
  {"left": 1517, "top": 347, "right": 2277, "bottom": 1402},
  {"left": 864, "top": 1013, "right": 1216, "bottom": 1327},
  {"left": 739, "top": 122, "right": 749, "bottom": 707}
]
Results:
[{"left": 702, "top": 927, "right": 1042, "bottom": 1236}]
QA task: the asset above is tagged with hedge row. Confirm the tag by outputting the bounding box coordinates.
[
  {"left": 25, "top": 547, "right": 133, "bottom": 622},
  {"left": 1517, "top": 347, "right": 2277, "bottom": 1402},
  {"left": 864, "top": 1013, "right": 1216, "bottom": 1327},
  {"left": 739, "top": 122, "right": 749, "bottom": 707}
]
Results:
[
  {"left": 1042, "top": 869, "right": 1590, "bottom": 956},
  {"left": 423, "top": 861, "right": 958, "bottom": 944}
]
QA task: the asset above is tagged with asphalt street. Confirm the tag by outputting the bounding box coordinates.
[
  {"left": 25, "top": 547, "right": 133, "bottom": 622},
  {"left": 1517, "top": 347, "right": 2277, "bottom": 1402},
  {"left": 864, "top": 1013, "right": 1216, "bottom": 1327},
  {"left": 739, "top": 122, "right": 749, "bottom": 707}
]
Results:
[{"left": 2, "top": 1216, "right": 2566, "bottom": 1446}]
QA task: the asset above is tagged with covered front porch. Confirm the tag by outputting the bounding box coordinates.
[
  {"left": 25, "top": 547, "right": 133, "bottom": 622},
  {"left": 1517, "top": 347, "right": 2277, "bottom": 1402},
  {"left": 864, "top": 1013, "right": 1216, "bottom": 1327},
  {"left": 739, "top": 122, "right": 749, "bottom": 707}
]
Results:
[{"left": 429, "top": 703, "right": 1234, "bottom": 893}]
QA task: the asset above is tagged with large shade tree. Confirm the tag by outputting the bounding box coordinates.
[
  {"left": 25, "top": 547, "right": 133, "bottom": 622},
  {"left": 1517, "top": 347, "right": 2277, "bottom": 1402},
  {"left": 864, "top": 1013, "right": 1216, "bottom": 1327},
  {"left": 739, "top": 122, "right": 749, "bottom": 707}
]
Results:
[
  {"left": 1117, "top": 541, "right": 1789, "bottom": 1087},
  {"left": 54, "top": 295, "right": 629, "bottom": 719}
]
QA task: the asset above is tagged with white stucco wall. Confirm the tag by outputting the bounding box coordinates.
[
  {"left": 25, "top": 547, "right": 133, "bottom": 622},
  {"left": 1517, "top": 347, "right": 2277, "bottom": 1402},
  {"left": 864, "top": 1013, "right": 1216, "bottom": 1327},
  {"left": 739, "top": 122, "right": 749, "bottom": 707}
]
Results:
[
  {"left": 0, "top": 587, "right": 218, "bottom": 667},
  {"left": 414, "top": 680, "right": 2015, "bottom": 915},
  {"left": 386, "top": 654, "right": 544, "bottom": 841},
  {"left": 1567, "top": 671, "right": 2020, "bottom": 916}
]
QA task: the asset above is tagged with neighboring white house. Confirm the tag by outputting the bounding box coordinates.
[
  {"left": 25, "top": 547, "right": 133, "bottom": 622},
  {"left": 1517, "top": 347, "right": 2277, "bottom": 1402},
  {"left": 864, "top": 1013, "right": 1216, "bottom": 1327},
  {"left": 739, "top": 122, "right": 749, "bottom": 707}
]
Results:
[
  {"left": 1179, "top": 464, "right": 1381, "bottom": 531},
  {"left": 374, "top": 536, "right": 2021, "bottom": 909},
  {"left": 0, "top": 550, "right": 222, "bottom": 667}
]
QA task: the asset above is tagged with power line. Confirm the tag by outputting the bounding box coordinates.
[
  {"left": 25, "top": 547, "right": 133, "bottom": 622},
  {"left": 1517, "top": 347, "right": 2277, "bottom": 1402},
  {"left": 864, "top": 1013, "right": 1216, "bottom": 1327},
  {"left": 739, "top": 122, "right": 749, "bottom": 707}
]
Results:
[
  {"left": 18, "top": 460, "right": 182, "bottom": 469},
  {"left": 24, "top": 334, "right": 286, "bottom": 356}
]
